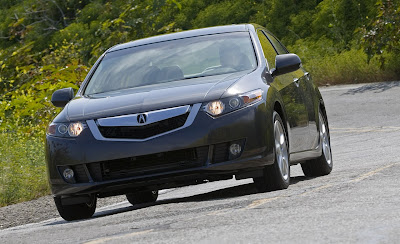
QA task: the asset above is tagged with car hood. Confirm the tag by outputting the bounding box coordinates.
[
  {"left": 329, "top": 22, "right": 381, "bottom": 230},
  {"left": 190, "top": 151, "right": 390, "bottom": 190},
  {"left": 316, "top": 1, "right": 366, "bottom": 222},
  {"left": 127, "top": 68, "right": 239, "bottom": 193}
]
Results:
[{"left": 66, "top": 72, "right": 248, "bottom": 121}]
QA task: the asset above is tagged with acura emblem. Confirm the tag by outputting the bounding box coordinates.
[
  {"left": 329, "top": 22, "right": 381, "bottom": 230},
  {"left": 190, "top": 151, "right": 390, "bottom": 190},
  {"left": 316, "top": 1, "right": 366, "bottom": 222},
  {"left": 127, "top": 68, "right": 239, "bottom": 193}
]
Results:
[{"left": 137, "top": 114, "right": 147, "bottom": 124}]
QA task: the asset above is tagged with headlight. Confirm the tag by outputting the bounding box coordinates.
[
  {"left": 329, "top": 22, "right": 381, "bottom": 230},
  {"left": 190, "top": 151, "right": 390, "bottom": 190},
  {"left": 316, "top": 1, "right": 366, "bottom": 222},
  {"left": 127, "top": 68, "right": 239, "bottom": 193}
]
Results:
[
  {"left": 204, "top": 89, "right": 264, "bottom": 117},
  {"left": 47, "top": 122, "right": 87, "bottom": 137},
  {"left": 205, "top": 100, "right": 225, "bottom": 116}
]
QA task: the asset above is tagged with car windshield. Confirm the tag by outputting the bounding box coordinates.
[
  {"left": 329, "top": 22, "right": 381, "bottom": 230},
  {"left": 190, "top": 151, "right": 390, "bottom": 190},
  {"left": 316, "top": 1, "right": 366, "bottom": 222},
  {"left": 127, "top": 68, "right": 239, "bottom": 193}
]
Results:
[{"left": 84, "top": 32, "right": 257, "bottom": 95}]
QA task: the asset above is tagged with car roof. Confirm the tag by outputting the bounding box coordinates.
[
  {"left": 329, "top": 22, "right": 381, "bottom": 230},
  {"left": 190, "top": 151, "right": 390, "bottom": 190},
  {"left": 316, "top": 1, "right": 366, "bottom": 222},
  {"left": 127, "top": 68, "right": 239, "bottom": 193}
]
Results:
[{"left": 108, "top": 24, "right": 254, "bottom": 53}]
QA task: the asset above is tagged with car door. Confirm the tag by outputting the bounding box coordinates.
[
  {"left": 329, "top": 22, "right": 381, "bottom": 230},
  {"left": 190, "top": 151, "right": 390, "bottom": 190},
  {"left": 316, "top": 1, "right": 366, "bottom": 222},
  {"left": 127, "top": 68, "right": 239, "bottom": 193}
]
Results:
[
  {"left": 264, "top": 31, "right": 318, "bottom": 152},
  {"left": 257, "top": 29, "right": 311, "bottom": 153},
  {"left": 292, "top": 66, "right": 319, "bottom": 149}
]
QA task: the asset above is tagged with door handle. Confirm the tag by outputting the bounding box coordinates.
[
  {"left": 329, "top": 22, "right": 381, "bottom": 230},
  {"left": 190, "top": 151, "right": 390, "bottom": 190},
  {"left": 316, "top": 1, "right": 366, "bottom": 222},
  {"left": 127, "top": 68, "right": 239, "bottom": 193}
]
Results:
[
  {"left": 293, "top": 78, "right": 300, "bottom": 87},
  {"left": 304, "top": 72, "right": 310, "bottom": 80}
]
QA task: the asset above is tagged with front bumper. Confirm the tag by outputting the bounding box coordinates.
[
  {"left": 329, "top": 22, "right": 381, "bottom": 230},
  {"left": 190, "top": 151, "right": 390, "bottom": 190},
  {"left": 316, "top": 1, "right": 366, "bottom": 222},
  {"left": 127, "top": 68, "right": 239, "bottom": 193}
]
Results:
[{"left": 46, "top": 101, "right": 274, "bottom": 196}]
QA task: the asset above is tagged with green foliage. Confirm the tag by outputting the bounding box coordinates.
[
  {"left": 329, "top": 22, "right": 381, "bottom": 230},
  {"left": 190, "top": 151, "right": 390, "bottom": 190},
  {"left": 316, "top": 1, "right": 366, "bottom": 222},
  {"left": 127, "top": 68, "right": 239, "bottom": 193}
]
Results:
[
  {"left": 303, "top": 48, "right": 398, "bottom": 85},
  {"left": 0, "top": 40, "right": 89, "bottom": 135},
  {"left": 360, "top": 0, "right": 400, "bottom": 68},
  {"left": 0, "top": 131, "right": 48, "bottom": 207},
  {"left": 192, "top": 0, "right": 257, "bottom": 28},
  {"left": 266, "top": 0, "right": 296, "bottom": 39}
]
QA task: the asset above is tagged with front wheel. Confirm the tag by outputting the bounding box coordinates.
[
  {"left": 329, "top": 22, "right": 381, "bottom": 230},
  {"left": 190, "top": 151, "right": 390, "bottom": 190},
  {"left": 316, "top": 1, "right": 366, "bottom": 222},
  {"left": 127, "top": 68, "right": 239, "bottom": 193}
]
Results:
[
  {"left": 254, "top": 111, "right": 290, "bottom": 192},
  {"left": 54, "top": 195, "right": 97, "bottom": 221},
  {"left": 301, "top": 109, "right": 333, "bottom": 176}
]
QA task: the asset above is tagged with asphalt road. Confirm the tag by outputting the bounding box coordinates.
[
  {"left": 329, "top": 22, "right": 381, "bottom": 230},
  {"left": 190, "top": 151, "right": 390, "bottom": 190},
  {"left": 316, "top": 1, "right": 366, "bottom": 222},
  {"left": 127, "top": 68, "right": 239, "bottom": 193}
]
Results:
[{"left": 2, "top": 82, "right": 400, "bottom": 243}]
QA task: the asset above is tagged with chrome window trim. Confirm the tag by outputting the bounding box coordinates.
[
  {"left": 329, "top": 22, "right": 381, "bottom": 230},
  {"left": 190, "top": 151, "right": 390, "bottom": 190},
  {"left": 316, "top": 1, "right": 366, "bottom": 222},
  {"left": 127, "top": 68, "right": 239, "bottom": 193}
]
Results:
[
  {"left": 87, "top": 103, "right": 201, "bottom": 142},
  {"left": 96, "top": 105, "right": 190, "bottom": 127}
]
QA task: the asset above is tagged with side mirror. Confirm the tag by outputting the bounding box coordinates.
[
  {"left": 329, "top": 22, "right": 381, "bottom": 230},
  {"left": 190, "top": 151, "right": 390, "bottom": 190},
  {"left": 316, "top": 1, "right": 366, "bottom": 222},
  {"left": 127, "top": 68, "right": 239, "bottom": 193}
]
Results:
[
  {"left": 271, "top": 53, "right": 301, "bottom": 77},
  {"left": 51, "top": 87, "right": 74, "bottom": 107}
]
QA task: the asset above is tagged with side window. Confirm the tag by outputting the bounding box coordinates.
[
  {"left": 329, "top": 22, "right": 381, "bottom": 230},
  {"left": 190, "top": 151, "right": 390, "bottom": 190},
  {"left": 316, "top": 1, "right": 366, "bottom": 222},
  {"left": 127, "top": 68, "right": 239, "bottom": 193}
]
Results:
[
  {"left": 257, "top": 30, "right": 277, "bottom": 70},
  {"left": 264, "top": 32, "right": 288, "bottom": 55}
]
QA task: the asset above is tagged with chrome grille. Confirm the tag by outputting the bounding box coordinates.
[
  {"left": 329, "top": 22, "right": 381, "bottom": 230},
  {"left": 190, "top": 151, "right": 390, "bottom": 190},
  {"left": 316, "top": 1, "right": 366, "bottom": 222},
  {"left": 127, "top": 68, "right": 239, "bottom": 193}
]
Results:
[{"left": 87, "top": 103, "right": 201, "bottom": 142}]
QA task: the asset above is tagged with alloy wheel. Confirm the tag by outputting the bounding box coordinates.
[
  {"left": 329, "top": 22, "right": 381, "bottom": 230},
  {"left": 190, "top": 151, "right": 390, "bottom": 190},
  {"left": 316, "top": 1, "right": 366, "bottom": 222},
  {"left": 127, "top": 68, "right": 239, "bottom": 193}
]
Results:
[
  {"left": 274, "top": 119, "right": 289, "bottom": 181},
  {"left": 319, "top": 113, "right": 332, "bottom": 166}
]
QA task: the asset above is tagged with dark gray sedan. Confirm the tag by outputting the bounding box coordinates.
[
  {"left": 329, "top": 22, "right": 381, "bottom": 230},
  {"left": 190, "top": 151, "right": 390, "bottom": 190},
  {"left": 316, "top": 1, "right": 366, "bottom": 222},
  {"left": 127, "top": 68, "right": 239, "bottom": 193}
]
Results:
[{"left": 46, "top": 24, "right": 332, "bottom": 221}]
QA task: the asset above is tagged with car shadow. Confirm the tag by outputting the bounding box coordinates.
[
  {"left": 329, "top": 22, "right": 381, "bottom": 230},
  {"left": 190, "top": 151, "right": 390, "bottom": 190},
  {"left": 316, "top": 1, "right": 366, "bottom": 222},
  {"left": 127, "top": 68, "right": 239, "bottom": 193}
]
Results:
[
  {"left": 90, "top": 183, "right": 259, "bottom": 219},
  {"left": 44, "top": 175, "right": 315, "bottom": 226},
  {"left": 341, "top": 81, "right": 400, "bottom": 95},
  {"left": 92, "top": 175, "right": 313, "bottom": 218}
]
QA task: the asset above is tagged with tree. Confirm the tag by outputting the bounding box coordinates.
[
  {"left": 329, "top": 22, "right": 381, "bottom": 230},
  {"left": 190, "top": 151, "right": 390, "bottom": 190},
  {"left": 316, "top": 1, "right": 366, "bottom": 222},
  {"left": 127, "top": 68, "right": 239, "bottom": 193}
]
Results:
[{"left": 361, "top": 0, "right": 400, "bottom": 67}]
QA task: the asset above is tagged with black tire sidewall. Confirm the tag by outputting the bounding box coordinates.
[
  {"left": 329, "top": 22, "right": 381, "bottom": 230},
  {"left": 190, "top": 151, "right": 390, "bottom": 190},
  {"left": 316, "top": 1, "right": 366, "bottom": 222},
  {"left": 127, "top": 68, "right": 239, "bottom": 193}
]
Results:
[
  {"left": 126, "top": 190, "right": 158, "bottom": 205},
  {"left": 54, "top": 195, "right": 97, "bottom": 221}
]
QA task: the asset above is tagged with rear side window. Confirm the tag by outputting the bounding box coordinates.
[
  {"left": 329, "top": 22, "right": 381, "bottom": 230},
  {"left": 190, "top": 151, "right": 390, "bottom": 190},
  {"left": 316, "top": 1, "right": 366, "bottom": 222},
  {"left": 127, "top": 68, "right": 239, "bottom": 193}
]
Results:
[
  {"left": 257, "top": 30, "right": 277, "bottom": 70},
  {"left": 264, "top": 32, "right": 288, "bottom": 55}
]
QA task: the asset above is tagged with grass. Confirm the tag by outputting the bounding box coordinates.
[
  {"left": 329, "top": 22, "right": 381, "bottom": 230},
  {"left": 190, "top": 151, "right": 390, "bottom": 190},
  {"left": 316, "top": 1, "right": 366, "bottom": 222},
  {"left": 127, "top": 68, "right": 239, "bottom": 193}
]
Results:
[
  {"left": 305, "top": 49, "right": 400, "bottom": 86},
  {"left": 289, "top": 38, "right": 400, "bottom": 86},
  {"left": 0, "top": 131, "right": 49, "bottom": 207}
]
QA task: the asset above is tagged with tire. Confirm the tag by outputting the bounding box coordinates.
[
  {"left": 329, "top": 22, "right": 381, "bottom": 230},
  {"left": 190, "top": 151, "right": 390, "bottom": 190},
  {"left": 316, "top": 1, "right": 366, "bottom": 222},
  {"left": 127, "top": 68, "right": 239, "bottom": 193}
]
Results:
[
  {"left": 301, "top": 109, "right": 333, "bottom": 176},
  {"left": 54, "top": 195, "right": 97, "bottom": 221},
  {"left": 126, "top": 190, "right": 159, "bottom": 205},
  {"left": 254, "top": 111, "right": 290, "bottom": 192}
]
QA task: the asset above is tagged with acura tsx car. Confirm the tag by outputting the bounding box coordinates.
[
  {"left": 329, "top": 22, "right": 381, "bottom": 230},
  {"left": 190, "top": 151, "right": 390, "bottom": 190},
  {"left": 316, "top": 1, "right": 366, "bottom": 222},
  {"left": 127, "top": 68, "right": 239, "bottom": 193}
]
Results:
[{"left": 46, "top": 24, "right": 332, "bottom": 221}]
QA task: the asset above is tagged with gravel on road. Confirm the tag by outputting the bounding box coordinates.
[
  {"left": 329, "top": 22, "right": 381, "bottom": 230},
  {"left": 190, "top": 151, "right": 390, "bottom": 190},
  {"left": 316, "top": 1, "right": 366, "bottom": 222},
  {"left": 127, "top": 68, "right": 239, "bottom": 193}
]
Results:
[{"left": 0, "top": 195, "right": 127, "bottom": 230}]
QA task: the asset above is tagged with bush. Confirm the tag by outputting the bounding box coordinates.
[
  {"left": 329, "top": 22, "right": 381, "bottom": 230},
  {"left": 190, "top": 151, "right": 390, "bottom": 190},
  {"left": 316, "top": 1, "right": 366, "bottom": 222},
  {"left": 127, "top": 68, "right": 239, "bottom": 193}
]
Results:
[
  {"left": 0, "top": 131, "right": 49, "bottom": 207},
  {"left": 289, "top": 39, "right": 399, "bottom": 85},
  {"left": 306, "top": 49, "right": 399, "bottom": 85}
]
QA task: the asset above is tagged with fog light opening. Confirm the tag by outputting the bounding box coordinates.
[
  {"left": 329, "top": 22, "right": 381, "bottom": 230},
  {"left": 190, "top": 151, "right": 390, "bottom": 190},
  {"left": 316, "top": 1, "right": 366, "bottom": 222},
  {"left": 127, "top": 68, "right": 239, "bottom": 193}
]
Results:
[
  {"left": 229, "top": 143, "right": 242, "bottom": 156},
  {"left": 63, "top": 168, "right": 74, "bottom": 180}
]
